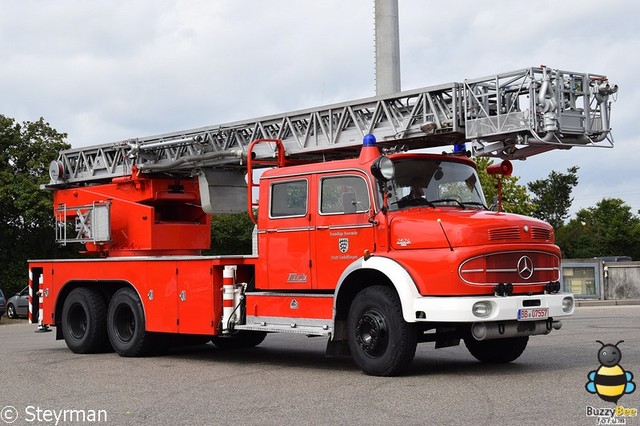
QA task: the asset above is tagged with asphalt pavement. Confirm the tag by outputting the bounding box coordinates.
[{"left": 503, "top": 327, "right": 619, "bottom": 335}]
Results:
[{"left": 1, "top": 305, "right": 639, "bottom": 425}]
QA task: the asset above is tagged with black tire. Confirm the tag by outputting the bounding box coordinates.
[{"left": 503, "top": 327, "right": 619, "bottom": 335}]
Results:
[
  {"left": 7, "top": 303, "right": 17, "bottom": 319},
  {"left": 211, "top": 331, "right": 267, "bottom": 350},
  {"left": 347, "top": 286, "right": 417, "bottom": 376},
  {"left": 61, "top": 287, "right": 110, "bottom": 353},
  {"left": 107, "top": 288, "right": 154, "bottom": 357},
  {"left": 464, "top": 336, "right": 529, "bottom": 363}
]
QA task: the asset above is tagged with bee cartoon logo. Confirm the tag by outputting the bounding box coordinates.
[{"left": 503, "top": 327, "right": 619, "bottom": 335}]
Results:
[{"left": 585, "top": 340, "right": 636, "bottom": 403}]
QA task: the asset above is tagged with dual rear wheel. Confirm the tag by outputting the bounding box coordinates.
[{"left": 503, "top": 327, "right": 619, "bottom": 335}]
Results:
[
  {"left": 61, "top": 287, "right": 153, "bottom": 356},
  {"left": 61, "top": 287, "right": 266, "bottom": 356}
]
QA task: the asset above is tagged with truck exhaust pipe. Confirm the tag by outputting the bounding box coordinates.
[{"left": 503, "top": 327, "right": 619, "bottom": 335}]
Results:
[{"left": 471, "top": 320, "right": 562, "bottom": 341}]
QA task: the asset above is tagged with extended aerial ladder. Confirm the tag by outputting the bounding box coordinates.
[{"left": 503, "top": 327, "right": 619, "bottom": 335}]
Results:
[
  {"left": 47, "top": 65, "right": 617, "bottom": 247},
  {"left": 48, "top": 66, "right": 617, "bottom": 188}
]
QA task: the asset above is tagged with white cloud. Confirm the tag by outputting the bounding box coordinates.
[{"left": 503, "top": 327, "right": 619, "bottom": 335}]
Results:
[{"left": 1, "top": 0, "right": 638, "bottom": 214}]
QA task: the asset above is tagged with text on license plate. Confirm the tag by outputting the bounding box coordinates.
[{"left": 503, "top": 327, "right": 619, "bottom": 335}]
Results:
[{"left": 518, "top": 307, "right": 549, "bottom": 321}]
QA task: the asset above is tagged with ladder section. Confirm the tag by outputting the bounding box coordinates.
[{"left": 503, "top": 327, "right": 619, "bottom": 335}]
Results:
[
  {"left": 466, "top": 66, "right": 617, "bottom": 159},
  {"left": 48, "top": 66, "right": 616, "bottom": 186},
  {"left": 50, "top": 83, "right": 463, "bottom": 185}
]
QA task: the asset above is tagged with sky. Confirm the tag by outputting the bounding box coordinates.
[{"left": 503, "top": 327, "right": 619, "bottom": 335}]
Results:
[{"left": 1, "top": 0, "right": 639, "bottom": 217}]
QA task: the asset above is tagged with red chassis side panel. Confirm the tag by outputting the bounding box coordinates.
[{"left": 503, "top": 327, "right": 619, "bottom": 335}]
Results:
[
  {"left": 244, "top": 293, "right": 333, "bottom": 320},
  {"left": 29, "top": 257, "right": 256, "bottom": 336}
]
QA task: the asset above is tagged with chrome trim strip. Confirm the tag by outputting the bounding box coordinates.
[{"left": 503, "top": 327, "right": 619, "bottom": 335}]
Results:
[{"left": 247, "top": 292, "right": 333, "bottom": 299}]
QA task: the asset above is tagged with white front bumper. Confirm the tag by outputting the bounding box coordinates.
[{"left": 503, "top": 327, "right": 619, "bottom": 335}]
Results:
[{"left": 411, "top": 292, "right": 574, "bottom": 323}]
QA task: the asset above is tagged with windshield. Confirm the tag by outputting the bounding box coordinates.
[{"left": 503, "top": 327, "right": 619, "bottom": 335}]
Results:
[{"left": 386, "top": 157, "right": 487, "bottom": 210}]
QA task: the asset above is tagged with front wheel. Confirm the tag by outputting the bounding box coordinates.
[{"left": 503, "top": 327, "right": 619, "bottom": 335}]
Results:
[
  {"left": 347, "top": 286, "right": 417, "bottom": 376},
  {"left": 107, "top": 288, "right": 154, "bottom": 357},
  {"left": 464, "top": 336, "right": 529, "bottom": 363}
]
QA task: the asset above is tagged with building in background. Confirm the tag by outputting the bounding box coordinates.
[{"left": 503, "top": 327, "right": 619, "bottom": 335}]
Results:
[{"left": 561, "top": 258, "right": 640, "bottom": 300}]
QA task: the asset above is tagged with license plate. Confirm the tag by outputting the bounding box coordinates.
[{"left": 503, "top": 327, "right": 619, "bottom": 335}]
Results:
[{"left": 518, "top": 307, "right": 549, "bottom": 321}]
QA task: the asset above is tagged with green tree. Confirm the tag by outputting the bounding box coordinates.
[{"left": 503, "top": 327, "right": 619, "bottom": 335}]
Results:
[
  {"left": 0, "top": 116, "right": 70, "bottom": 295},
  {"left": 208, "top": 212, "right": 255, "bottom": 255},
  {"left": 559, "top": 198, "right": 640, "bottom": 260},
  {"left": 475, "top": 157, "right": 534, "bottom": 216},
  {"left": 528, "top": 166, "right": 579, "bottom": 229}
]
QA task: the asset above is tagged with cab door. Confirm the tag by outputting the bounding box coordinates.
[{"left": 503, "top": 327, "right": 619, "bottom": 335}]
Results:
[
  {"left": 313, "top": 173, "right": 375, "bottom": 290},
  {"left": 262, "top": 178, "right": 313, "bottom": 290}
]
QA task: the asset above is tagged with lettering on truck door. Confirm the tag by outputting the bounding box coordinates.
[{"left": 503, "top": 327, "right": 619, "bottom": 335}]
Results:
[{"left": 314, "top": 173, "right": 375, "bottom": 290}]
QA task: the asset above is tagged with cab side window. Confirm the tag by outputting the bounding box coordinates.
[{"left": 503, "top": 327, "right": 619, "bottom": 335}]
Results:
[
  {"left": 270, "top": 180, "right": 308, "bottom": 218},
  {"left": 320, "top": 176, "right": 370, "bottom": 214}
]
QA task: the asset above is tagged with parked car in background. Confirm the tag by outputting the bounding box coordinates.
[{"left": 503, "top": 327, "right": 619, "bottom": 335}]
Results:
[
  {"left": 0, "top": 289, "right": 6, "bottom": 318},
  {"left": 6, "top": 286, "right": 29, "bottom": 319}
]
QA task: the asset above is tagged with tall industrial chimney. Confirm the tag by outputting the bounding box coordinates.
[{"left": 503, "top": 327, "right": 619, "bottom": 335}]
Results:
[{"left": 374, "top": 0, "right": 401, "bottom": 95}]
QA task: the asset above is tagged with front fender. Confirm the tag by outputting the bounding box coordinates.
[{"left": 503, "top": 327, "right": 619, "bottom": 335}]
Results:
[{"left": 335, "top": 256, "right": 421, "bottom": 323}]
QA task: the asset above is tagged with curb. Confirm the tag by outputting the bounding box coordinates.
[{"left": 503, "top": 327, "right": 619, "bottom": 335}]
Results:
[{"left": 575, "top": 299, "right": 640, "bottom": 307}]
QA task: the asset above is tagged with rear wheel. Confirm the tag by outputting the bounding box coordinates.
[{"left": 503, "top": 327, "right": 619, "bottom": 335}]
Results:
[
  {"left": 347, "top": 286, "right": 417, "bottom": 376},
  {"left": 211, "top": 331, "right": 267, "bottom": 350},
  {"left": 61, "top": 288, "right": 110, "bottom": 353},
  {"left": 464, "top": 336, "right": 529, "bottom": 363},
  {"left": 107, "top": 288, "right": 154, "bottom": 356}
]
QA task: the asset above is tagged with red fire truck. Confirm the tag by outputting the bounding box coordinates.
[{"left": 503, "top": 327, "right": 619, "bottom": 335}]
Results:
[{"left": 29, "top": 66, "right": 617, "bottom": 375}]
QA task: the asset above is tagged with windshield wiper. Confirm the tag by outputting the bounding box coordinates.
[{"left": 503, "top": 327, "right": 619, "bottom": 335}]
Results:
[
  {"left": 428, "top": 198, "right": 466, "bottom": 209},
  {"left": 394, "top": 198, "right": 435, "bottom": 208},
  {"left": 461, "top": 201, "right": 488, "bottom": 210}
]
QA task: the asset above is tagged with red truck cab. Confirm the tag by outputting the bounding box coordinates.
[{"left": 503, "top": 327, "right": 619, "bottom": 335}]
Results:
[{"left": 248, "top": 135, "right": 572, "bottom": 375}]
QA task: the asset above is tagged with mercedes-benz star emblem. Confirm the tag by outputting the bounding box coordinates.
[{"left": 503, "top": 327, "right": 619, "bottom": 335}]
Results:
[{"left": 517, "top": 255, "right": 534, "bottom": 280}]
